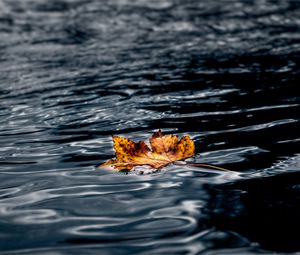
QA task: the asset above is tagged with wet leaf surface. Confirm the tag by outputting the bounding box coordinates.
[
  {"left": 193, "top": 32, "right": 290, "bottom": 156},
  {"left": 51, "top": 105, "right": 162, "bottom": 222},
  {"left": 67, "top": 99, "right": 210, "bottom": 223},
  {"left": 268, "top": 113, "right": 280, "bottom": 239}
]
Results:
[{"left": 99, "top": 130, "right": 195, "bottom": 171}]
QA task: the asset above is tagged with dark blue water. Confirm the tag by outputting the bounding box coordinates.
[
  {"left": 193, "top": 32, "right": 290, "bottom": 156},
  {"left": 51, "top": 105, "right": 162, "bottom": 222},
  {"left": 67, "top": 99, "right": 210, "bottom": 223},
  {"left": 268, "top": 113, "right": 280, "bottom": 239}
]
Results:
[{"left": 0, "top": 0, "right": 300, "bottom": 254}]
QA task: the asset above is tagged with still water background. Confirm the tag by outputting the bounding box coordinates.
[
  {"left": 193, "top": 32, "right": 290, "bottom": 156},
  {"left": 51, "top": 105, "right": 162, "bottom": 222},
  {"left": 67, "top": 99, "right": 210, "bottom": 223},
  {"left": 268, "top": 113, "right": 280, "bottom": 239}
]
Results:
[{"left": 0, "top": 0, "right": 300, "bottom": 254}]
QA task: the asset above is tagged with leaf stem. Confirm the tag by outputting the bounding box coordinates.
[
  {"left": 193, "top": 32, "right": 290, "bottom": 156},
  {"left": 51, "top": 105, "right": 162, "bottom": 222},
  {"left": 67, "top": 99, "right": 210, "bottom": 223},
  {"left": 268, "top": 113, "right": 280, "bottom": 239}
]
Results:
[{"left": 173, "top": 161, "right": 232, "bottom": 172}]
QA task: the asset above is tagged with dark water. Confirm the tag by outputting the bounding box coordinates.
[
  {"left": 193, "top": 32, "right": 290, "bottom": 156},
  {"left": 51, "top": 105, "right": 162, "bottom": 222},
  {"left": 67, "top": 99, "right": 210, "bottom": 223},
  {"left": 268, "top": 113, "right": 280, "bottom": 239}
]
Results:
[{"left": 0, "top": 0, "right": 299, "bottom": 254}]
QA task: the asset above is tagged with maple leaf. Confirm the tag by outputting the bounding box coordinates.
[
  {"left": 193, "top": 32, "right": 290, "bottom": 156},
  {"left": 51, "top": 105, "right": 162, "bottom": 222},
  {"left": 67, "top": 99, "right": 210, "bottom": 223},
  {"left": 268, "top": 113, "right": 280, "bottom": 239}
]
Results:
[{"left": 99, "top": 130, "right": 195, "bottom": 171}]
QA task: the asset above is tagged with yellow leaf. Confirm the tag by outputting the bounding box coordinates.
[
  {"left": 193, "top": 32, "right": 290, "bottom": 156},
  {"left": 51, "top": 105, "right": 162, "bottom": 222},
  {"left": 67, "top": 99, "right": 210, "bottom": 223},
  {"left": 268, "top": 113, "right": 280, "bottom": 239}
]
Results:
[{"left": 99, "top": 130, "right": 195, "bottom": 171}]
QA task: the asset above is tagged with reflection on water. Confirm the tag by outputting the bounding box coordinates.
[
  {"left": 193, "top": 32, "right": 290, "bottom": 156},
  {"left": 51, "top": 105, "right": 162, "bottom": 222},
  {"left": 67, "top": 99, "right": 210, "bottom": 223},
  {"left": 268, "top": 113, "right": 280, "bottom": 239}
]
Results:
[
  {"left": 0, "top": 0, "right": 299, "bottom": 254},
  {"left": 207, "top": 157, "right": 300, "bottom": 253}
]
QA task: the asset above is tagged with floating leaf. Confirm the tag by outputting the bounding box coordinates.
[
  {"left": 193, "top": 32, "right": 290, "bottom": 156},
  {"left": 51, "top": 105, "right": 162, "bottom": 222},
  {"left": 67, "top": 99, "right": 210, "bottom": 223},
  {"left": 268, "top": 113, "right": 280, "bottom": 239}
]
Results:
[{"left": 99, "top": 130, "right": 195, "bottom": 171}]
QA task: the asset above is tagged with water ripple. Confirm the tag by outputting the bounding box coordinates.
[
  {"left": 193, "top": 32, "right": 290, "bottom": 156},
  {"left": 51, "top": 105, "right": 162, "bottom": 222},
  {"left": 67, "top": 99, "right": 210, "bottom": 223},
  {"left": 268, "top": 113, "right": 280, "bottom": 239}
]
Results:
[{"left": 1, "top": 0, "right": 300, "bottom": 254}]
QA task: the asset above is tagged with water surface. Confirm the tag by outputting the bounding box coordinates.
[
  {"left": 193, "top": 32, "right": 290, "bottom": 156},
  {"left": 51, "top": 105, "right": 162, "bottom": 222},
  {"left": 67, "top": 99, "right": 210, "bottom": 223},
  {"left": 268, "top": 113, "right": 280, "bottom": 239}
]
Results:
[{"left": 0, "top": 0, "right": 300, "bottom": 254}]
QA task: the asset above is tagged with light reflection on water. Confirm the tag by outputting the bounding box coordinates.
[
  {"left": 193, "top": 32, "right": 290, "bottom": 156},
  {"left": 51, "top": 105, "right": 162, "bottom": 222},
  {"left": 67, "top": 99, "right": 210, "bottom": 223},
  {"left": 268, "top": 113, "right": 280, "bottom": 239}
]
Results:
[{"left": 0, "top": 0, "right": 300, "bottom": 254}]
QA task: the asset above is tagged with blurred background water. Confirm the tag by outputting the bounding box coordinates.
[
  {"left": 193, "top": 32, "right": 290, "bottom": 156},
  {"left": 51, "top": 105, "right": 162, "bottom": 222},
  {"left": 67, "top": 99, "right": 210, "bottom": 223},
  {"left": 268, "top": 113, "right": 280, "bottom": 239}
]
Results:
[{"left": 0, "top": 0, "right": 299, "bottom": 254}]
